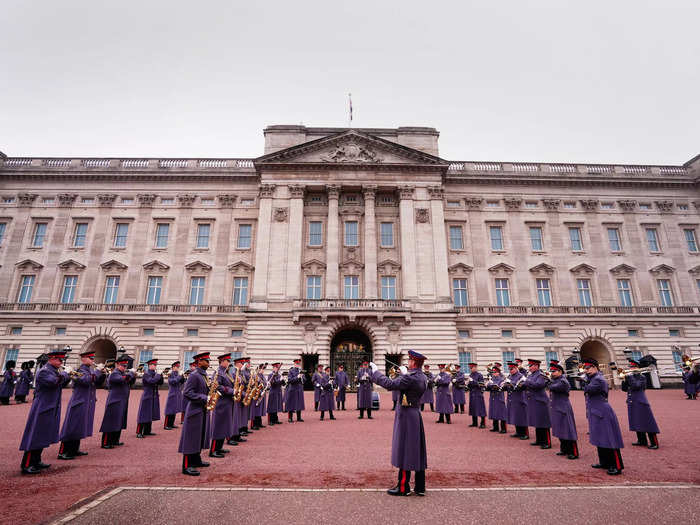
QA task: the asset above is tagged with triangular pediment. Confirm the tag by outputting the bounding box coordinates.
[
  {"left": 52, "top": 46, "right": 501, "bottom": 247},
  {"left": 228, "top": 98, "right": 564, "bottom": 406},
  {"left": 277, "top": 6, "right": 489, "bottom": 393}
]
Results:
[
  {"left": 688, "top": 265, "right": 700, "bottom": 275},
  {"left": 185, "top": 260, "right": 212, "bottom": 272},
  {"left": 301, "top": 258, "right": 327, "bottom": 270},
  {"left": 649, "top": 264, "right": 675, "bottom": 275},
  {"left": 255, "top": 130, "right": 448, "bottom": 169},
  {"left": 57, "top": 259, "right": 86, "bottom": 271},
  {"left": 100, "top": 259, "right": 128, "bottom": 271},
  {"left": 15, "top": 259, "right": 43, "bottom": 271},
  {"left": 570, "top": 263, "right": 596, "bottom": 275},
  {"left": 448, "top": 263, "right": 473, "bottom": 274},
  {"left": 488, "top": 263, "right": 515, "bottom": 275},
  {"left": 227, "top": 261, "right": 254, "bottom": 273},
  {"left": 529, "top": 263, "right": 555, "bottom": 275},
  {"left": 142, "top": 260, "right": 170, "bottom": 272},
  {"left": 340, "top": 259, "right": 365, "bottom": 271},
  {"left": 609, "top": 263, "right": 636, "bottom": 276}
]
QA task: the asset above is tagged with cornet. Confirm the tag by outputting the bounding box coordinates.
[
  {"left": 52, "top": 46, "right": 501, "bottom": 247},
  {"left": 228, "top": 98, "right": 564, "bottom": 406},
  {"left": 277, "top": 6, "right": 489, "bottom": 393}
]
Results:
[{"left": 618, "top": 366, "right": 655, "bottom": 378}]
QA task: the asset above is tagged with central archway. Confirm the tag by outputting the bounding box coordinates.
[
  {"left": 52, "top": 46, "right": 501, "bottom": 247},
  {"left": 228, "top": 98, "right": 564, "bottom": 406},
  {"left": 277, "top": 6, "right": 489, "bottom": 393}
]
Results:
[
  {"left": 579, "top": 337, "right": 615, "bottom": 384},
  {"left": 83, "top": 337, "right": 118, "bottom": 364},
  {"left": 330, "top": 327, "right": 373, "bottom": 391}
]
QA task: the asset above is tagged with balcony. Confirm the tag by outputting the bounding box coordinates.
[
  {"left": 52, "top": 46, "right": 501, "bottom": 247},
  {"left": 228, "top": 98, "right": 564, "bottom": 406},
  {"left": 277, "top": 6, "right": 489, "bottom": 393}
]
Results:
[
  {"left": 294, "top": 299, "right": 411, "bottom": 311},
  {"left": 0, "top": 303, "right": 246, "bottom": 314},
  {"left": 454, "top": 305, "right": 697, "bottom": 316}
]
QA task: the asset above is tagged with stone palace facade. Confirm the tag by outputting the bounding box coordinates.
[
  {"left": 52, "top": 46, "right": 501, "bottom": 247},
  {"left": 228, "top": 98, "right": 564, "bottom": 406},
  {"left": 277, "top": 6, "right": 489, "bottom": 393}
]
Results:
[{"left": 1, "top": 125, "right": 698, "bottom": 384}]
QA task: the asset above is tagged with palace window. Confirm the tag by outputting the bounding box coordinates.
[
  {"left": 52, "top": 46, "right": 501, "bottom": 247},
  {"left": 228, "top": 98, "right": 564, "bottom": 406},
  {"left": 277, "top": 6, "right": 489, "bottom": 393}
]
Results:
[
  {"left": 678, "top": 204, "right": 689, "bottom": 211},
  {"left": 17, "top": 275, "right": 35, "bottom": 303},
  {"left": 10, "top": 326, "right": 22, "bottom": 335},
  {"left": 309, "top": 221, "right": 323, "bottom": 246},
  {"left": 646, "top": 228, "right": 660, "bottom": 252},
  {"left": 544, "top": 329, "right": 556, "bottom": 337},
  {"left": 237, "top": 224, "right": 252, "bottom": 249},
  {"left": 669, "top": 328, "right": 681, "bottom": 337},
  {"left": 104, "top": 276, "right": 120, "bottom": 304},
  {"left": 143, "top": 328, "right": 155, "bottom": 337},
  {"left": 233, "top": 277, "right": 248, "bottom": 306},
  {"left": 501, "top": 329, "right": 513, "bottom": 338},
  {"left": 601, "top": 202, "right": 614, "bottom": 210},
  {"left": 114, "top": 223, "right": 129, "bottom": 247},
  {"left": 344, "top": 221, "right": 359, "bottom": 246},
  {"left": 155, "top": 223, "right": 170, "bottom": 248},
  {"left": 449, "top": 225, "right": 463, "bottom": 250},
  {"left": 189, "top": 276, "right": 205, "bottom": 305},
  {"left": 201, "top": 198, "right": 214, "bottom": 205},
  {"left": 183, "top": 350, "right": 196, "bottom": 367},
  {"left": 306, "top": 276, "right": 322, "bottom": 300},
  {"left": 81, "top": 197, "right": 94, "bottom": 204},
  {"left": 139, "top": 349, "right": 153, "bottom": 365},
  {"left": 490, "top": 226, "right": 503, "bottom": 251},
  {"left": 3, "top": 349, "right": 19, "bottom": 368},
  {"left": 60, "top": 276, "right": 78, "bottom": 303},
  {"left": 196, "top": 223, "right": 210, "bottom": 248},
  {"left": 55, "top": 327, "right": 66, "bottom": 336},
  {"left": 672, "top": 349, "right": 683, "bottom": 372},
  {"left": 458, "top": 330, "right": 470, "bottom": 338},
  {"left": 380, "top": 222, "right": 394, "bottom": 247},
  {"left": 344, "top": 276, "right": 359, "bottom": 299},
  {"left": 639, "top": 203, "right": 651, "bottom": 210},
  {"left": 529, "top": 227, "right": 543, "bottom": 251},
  {"left": 161, "top": 198, "right": 174, "bottom": 205},
  {"left": 495, "top": 278, "right": 510, "bottom": 306},
  {"left": 545, "top": 351, "right": 559, "bottom": 367},
  {"left": 73, "top": 223, "right": 88, "bottom": 247},
  {"left": 568, "top": 227, "right": 583, "bottom": 251},
  {"left": 657, "top": 279, "right": 673, "bottom": 306},
  {"left": 458, "top": 351, "right": 472, "bottom": 369},
  {"left": 628, "top": 349, "right": 643, "bottom": 361},
  {"left": 0, "top": 222, "right": 6, "bottom": 244},
  {"left": 121, "top": 197, "right": 133, "bottom": 204},
  {"left": 617, "top": 279, "right": 633, "bottom": 307},
  {"left": 32, "top": 222, "right": 47, "bottom": 247},
  {"left": 684, "top": 229, "right": 698, "bottom": 252},
  {"left": 187, "top": 328, "right": 199, "bottom": 337},
  {"left": 231, "top": 329, "right": 243, "bottom": 337},
  {"left": 627, "top": 329, "right": 639, "bottom": 337},
  {"left": 502, "top": 350, "right": 515, "bottom": 365},
  {"left": 146, "top": 276, "right": 163, "bottom": 305},
  {"left": 563, "top": 202, "right": 576, "bottom": 209},
  {"left": 607, "top": 228, "right": 622, "bottom": 251},
  {"left": 453, "top": 278, "right": 468, "bottom": 307},
  {"left": 577, "top": 279, "right": 592, "bottom": 306},
  {"left": 536, "top": 278, "right": 552, "bottom": 307},
  {"left": 381, "top": 276, "right": 396, "bottom": 300}
]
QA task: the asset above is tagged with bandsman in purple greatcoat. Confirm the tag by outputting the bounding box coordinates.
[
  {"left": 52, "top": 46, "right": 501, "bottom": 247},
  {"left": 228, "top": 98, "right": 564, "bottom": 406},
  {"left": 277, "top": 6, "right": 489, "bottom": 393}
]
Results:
[
  {"left": 547, "top": 362, "right": 579, "bottom": 459},
  {"left": 239, "top": 358, "right": 253, "bottom": 435},
  {"left": 420, "top": 364, "right": 435, "bottom": 412},
  {"left": 99, "top": 354, "right": 136, "bottom": 449},
  {"left": 136, "top": 358, "right": 163, "bottom": 438},
  {"left": 312, "top": 364, "right": 323, "bottom": 411},
  {"left": 434, "top": 364, "right": 454, "bottom": 424},
  {"left": 0, "top": 359, "right": 17, "bottom": 405},
  {"left": 181, "top": 361, "right": 196, "bottom": 423},
  {"left": 524, "top": 358, "right": 552, "bottom": 449},
  {"left": 58, "top": 350, "right": 106, "bottom": 460},
  {"left": 467, "top": 363, "right": 486, "bottom": 428},
  {"left": 485, "top": 363, "right": 507, "bottom": 433},
  {"left": 286, "top": 358, "right": 305, "bottom": 422},
  {"left": 229, "top": 357, "right": 247, "bottom": 444},
  {"left": 369, "top": 350, "right": 428, "bottom": 496},
  {"left": 682, "top": 366, "right": 696, "bottom": 400},
  {"left": 209, "top": 353, "right": 235, "bottom": 457},
  {"left": 14, "top": 361, "right": 34, "bottom": 403},
  {"left": 164, "top": 361, "right": 185, "bottom": 429},
  {"left": 179, "top": 352, "right": 212, "bottom": 476},
  {"left": 621, "top": 359, "right": 660, "bottom": 449},
  {"left": 390, "top": 367, "right": 401, "bottom": 411},
  {"left": 581, "top": 358, "right": 625, "bottom": 476},
  {"left": 335, "top": 364, "right": 349, "bottom": 410},
  {"left": 451, "top": 364, "right": 466, "bottom": 414},
  {"left": 318, "top": 366, "right": 337, "bottom": 421},
  {"left": 267, "top": 363, "right": 284, "bottom": 425},
  {"left": 357, "top": 360, "right": 374, "bottom": 419},
  {"left": 251, "top": 363, "right": 268, "bottom": 430},
  {"left": 19, "top": 349, "right": 70, "bottom": 474},
  {"left": 503, "top": 362, "right": 529, "bottom": 439}
]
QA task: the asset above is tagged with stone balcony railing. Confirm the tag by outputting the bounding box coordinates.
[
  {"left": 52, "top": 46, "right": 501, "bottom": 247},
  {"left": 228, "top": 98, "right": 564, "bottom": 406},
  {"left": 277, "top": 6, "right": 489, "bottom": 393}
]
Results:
[
  {"left": 0, "top": 157, "right": 256, "bottom": 171},
  {"left": 0, "top": 302, "right": 246, "bottom": 313},
  {"left": 455, "top": 305, "right": 698, "bottom": 315},
  {"left": 294, "top": 299, "right": 411, "bottom": 311},
  {"left": 446, "top": 161, "right": 690, "bottom": 178}
]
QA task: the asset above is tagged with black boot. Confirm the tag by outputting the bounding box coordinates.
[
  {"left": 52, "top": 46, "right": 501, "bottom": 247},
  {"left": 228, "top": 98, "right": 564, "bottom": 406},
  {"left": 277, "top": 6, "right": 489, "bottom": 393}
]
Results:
[
  {"left": 479, "top": 417, "right": 486, "bottom": 429},
  {"left": 359, "top": 409, "right": 365, "bottom": 419},
  {"left": 21, "top": 451, "right": 41, "bottom": 475},
  {"left": 454, "top": 404, "right": 459, "bottom": 414},
  {"left": 414, "top": 470, "right": 426, "bottom": 496},
  {"left": 648, "top": 433, "right": 659, "bottom": 449},
  {"left": 320, "top": 411, "right": 325, "bottom": 421},
  {"left": 209, "top": 440, "right": 225, "bottom": 458},
  {"left": 437, "top": 414, "right": 444, "bottom": 423},
  {"left": 469, "top": 416, "right": 478, "bottom": 427},
  {"left": 387, "top": 469, "right": 411, "bottom": 496},
  {"left": 632, "top": 432, "right": 648, "bottom": 446},
  {"left": 314, "top": 401, "right": 319, "bottom": 411},
  {"left": 367, "top": 409, "right": 373, "bottom": 419},
  {"left": 446, "top": 413, "right": 451, "bottom": 424},
  {"left": 392, "top": 400, "right": 397, "bottom": 411},
  {"left": 329, "top": 410, "right": 336, "bottom": 420},
  {"left": 460, "top": 404, "right": 465, "bottom": 414},
  {"left": 420, "top": 404, "right": 424, "bottom": 412},
  {"left": 490, "top": 421, "right": 498, "bottom": 432},
  {"left": 499, "top": 420, "right": 507, "bottom": 434},
  {"left": 430, "top": 403, "right": 434, "bottom": 412},
  {"left": 288, "top": 412, "right": 294, "bottom": 423},
  {"left": 182, "top": 454, "right": 200, "bottom": 476},
  {"left": 296, "top": 410, "right": 304, "bottom": 422}
]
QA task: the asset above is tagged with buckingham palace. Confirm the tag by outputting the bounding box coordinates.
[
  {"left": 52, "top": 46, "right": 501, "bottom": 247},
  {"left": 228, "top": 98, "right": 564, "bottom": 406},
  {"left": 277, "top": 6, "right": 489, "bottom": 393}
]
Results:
[{"left": 1, "top": 125, "right": 698, "bottom": 384}]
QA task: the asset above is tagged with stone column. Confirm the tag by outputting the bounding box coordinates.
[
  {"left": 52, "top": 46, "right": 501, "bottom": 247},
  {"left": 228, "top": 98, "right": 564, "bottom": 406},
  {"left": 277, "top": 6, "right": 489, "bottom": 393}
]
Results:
[
  {"left": 285, "top": 185, "right": 305, "bottom": 299},
  {"left": 252, "top": 183, "right": 275, "bottom": 303},
  {"left": 325, "top": 184, "right": 341, "bottom": 299},
  {"left": 363, "top": 185, "right": 378, "bottom": 299},
  {"left": 428, "top": 185, "right": 450, "bottom": 300},
  {"left": 399, "top": 185, "right": 418, "bottom": 299}
]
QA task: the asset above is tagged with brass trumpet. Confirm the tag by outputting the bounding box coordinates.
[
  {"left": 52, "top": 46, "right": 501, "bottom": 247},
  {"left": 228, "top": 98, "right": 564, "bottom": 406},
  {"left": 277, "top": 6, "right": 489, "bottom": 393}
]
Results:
[
  {"left": 388, "top": 366, "right": 401, "bottom": 379},
  {"left": 617, "top": 366, "right": 655, "bottom": 378}
]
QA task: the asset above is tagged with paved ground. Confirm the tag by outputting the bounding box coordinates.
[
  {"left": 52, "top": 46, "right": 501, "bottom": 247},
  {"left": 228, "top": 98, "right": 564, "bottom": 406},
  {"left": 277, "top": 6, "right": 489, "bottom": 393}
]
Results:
[{"left": 0, "top": 388, "right": 698, "bottom": 524}]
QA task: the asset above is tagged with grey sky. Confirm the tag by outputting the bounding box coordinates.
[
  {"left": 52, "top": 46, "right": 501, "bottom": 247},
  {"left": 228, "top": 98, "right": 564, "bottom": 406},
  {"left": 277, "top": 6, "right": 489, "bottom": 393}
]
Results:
[{"left": 1, "top": 1, "right": 698, "bottom": 164}]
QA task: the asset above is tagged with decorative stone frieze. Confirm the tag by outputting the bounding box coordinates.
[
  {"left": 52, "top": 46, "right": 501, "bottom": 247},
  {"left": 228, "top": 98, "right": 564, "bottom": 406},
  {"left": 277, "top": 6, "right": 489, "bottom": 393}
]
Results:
[
  {"left": 488, "top": 263, "right": 515, "bottom": 275},
  {"left": 542, "top": 198, "right": 560, "bottom": 211},
  {"left": 57, "top": 193, "right": 78, "bottom": 207},
  {"left": 217, "top": 193, "right": 237, "bottom": 207},
  {"left": 570, "top": 263, "right": 596, "bottom": 276},
  {"left": 15, "top": 259, "right": 44, "bottom": 271},
  {"left": 503, "top": 196, "right": 522, "bottom": 210},
  {"left": 259, "top": 184, "right": 276, "bottom": 198},
  {"left": 177, "top": 194, "right": 196, "bottom": 207},
  {"left": 415, "top": 208, "right": 430, "bottom": 223},
  {"left": 274, "top": 207, "right": 289, "bottom": 222},
  {"left": 137, "top": 193, "right": 157, "bottom": 207},
  {"left": 377, "top": 259, "right": 401, "bottom": 275},
  {"left": 100, "top": 259, "right": 128, "bottom": 271},
  {"left": 325, "top": 184, "right": 341, "bottom": 199},
  {"left": 17, "top": 193, "right": 38, "bottom": 206},
  {"left": 362, "top": 185, "right": 377, "bottom": 199},
  {"left": 448, "top": 263, "right": 473, "bottom": 275},
  {"left": 185, "top": 260, "right": 213, "bottom": 272},
  {"left": 97, "top": 193, "right": 117, "bottom": 206},
  {"left": 142, "top": 260, "right": 170, "bottom": 272},
  {"left": 427, "top": 185, "right": 444, "bottom": 200},
  {"left": 320, "top": 140, "right": 381, "bottom": 163},
  {"left": 398, "top": 185, "right": 415, "bottom": 199},
  {"left": 57, "top": 259, "right": 86, "bottom": 271},
  {"left": 655, "top": 200, "right": 674, "bottom": 213},
  {"left": 609, "top": 263, "right": 636, "bottom": 276},
  {"left": 529, "top": 263, "right": 555, "bottom": 276},
  {"left": 649, "top": 264, "right": 675, "bottom": 276},
  {"left": 617, "top": 200, "right": 637, "bottom": 212},
  {"left": 228, "top": 261, "right": 254, "bottom": 274},
  {"left": 580, "top": 199, "right": 599, "bottom": 212},
  {"left": 288, "top": 184, "right": 305, "bottom": 198},
  {"left": 465, "top": 197, "right": 483, "bottom": 210}
]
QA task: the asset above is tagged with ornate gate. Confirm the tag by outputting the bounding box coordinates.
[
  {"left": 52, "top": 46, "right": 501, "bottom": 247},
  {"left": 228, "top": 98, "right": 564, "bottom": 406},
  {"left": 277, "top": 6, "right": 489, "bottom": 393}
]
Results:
[{"left": 330, "top": 327, "right": 372, "bottom": 392}]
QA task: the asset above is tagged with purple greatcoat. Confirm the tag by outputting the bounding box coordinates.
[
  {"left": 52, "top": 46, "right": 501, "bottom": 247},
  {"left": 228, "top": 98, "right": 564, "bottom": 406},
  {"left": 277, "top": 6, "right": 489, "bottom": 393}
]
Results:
[
  {"left": 682, "top": 371, "right": 696, "bottom": 396},
  {"left": 583, "top": 372, "right": 624, "bottom": 449},
  {"left": 335, "top": 371, "right": 348, "bottom": 402},
  {"left": 164, "top": 371, "right": 186, "bottom": 416},
  {"left": 285, "top": 366, "right": 305, "bottom": 412},
  {"left": 525, "top": 370, "right": 551, "bottom": 428},
  {"left": 19, "top": 364, "right": 70, "bottom": 451},
  {"left": 15, "top": 369, "right": 33, "bottom": 397},
  {"left": 137, "top": 369, "right": 163, "bottom": 424},
  {"left": 60, "top": 365, "right": 105, "bottom": 441},
  {"left": 318, "top": 373, "right": 335, "bottom": 411},
  {"left": 622, "top": 373, "right": 660, "bottom": 434},
  {"left": 230, "top": 367, "right": 244, "bottom": 432},
  {"left": 99, "top": 370, "right": 136, "bottom": 433},
  {"left": 372, "top": 368, "right": 428, "bottom": 471},
  {"left": 252, "top": 372, "right": 267, "bottom": 418},
  {"left": 548, "top": 375, "right": 577, "bottom": 441},
  {"left": 420, "top": 372, "right": 435, "bottom": 404},
  {"left": 357, "top": 367, "right": 373, "bottom": 409},
  {"left": 435, "top": 371, "right": 454, "bottom": 414},
  {"left": 211, "top": 366, "right": 235, "bottom": 440},
  {"left": 504, "top": 371, "right": 528, "bottom": 427},
  {"left": 312, "top": 371, "right": 322, "bottom": 405},
  {"left": 0, "top": 369, "right": 17, "bottom": 398},
  {"left": 468, "top": 372, "right": 487, "bottom": 417},
  {"left": 451, "top": 371, "right": 466, "bottom": 405},
  {"left": 486, "top": 375, "right": 507, "bottom": 421},
  {"left": 267, "top": 371, "right": 284, "bottom": 413},
  {"left": 178, "top": 367, "right": 211, "bottom": 454}
]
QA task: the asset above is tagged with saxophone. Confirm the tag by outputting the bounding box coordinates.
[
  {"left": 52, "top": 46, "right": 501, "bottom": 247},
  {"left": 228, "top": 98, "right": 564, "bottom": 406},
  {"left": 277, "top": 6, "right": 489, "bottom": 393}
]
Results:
[
  {"left": 206, "top": 369, "right": 221, "bottom": 411},
  {"left": 243, "top": 369, "right": 257, "bottom": 407},
  {"left": 232, "top": 368, "right": 243, "bottom": 402}
]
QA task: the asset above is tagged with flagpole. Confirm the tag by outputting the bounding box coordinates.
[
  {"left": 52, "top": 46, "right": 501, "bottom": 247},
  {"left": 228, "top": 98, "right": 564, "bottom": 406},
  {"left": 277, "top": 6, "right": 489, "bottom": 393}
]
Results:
[{"left": 348, "top": 92, "right": 353, "bottom": 128}]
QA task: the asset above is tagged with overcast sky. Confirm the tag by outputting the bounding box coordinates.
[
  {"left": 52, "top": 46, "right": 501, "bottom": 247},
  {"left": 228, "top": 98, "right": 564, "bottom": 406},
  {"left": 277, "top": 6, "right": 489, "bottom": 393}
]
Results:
[{"left": 1, "top": 1, "right": 698, "bottom": 164}]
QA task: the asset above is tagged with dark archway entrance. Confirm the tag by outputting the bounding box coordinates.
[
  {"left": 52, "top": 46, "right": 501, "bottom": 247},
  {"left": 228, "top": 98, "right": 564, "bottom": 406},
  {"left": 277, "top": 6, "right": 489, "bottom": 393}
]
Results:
[
  {"left": 301, "top": 354, "right": 319, "bottom": 391},
  {"left": 86, "top": 338, "right": 118, "bottom": 364},
  {"left": 330, "top": 327, "right": 372, "bottom": 392},
  {"left": 580, "top": 339, "right": 615, "bottom": 384}
]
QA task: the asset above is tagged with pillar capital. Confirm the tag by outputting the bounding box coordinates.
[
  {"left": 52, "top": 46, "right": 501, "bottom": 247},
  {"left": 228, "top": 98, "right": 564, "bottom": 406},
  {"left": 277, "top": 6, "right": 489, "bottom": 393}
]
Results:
[
  {"left": 398, "top": 185, "right": 415, "bottom": 200},
  {"left": 259, "top": 183, "right": 276, "bottom": 198},
  {"left": 288, "top": 184, "right": 305, "bottom": 199},
  {"left": 326, "top": 184, "right": 341, "bottom": 200},
  {"left": 362, "top": 184, "right": 378, "bottom": 200}
]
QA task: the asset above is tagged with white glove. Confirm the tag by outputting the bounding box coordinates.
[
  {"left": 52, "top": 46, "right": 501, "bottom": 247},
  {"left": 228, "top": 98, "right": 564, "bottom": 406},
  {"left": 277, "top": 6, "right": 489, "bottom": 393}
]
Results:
[
  {"left": 315, "top": 383, "right": 320, "bottom": 388},
  {"left": 369, "top": 362, "right": 378, "bottom": 373},
  {"left": 451, "top": 379, "right": 456, "bottom": 383},
  {"left": 399, "top": 366, "right": 408, "bottom": 375}
]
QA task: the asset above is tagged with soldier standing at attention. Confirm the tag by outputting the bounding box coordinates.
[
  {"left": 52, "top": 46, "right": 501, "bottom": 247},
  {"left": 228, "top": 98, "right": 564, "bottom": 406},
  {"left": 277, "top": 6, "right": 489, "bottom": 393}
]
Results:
[
  {"left": 179, "top": 352, "right": 212, "bottom": 476},
  {"left": 515, "top": 358, "right": 527, "bottom": 377},
  {"left": 369, "top": 350, "right": 428, "bottom": 496},
  {"left": 524, "top": 359, "right": 552, "bottom": 449},
  {"left": 14, "top": 361, "right": 34, "bottom": 403},
  {"left": 319, "top": 366, "right": 337, "bottom": 421},
  {"left": 467, "top": 363, "right": 486, "bottom": 428},
  {"left": 312, "top": 364, "right": 323, "bottom": 411},
  {"left": 267, "top": 363, "right": 284, "bottom": 425},
  {"left": 58, "top": 350, "right": 106, "bottom": 460},
  {"left": 19, "top": 349, "right": 70, "bottom": 474},
  {"left": 164, "top": 361, "right": 185, "bottom": 430},
  {"left": 548, "top": 362, "right": 579, "bottom": 459},
  {"left": 181, "top": 361, "right": 196, "bottom": 423},
  {"left": 335, "top": 364, "right": 348, "bottom": 410},
  {"left": 210, "top": 353, "right": 235, "bottom": 457},
  {"left": 451, "top": 364, "right": 466, "bottom": 414},
  {"left": 434, "top": 364, "right": 454, "bottom": 424},
  {"left": 251, "top": 363, "right": 268, "bottom": 430},
  {"left": 420, "top": 364, "right": 435, "bottom": 412},
  {"left": 99, "top": 354, "right": 136, "bottom": 449},
  {"left": 485, "top": 363, "right": 507, "bottom": 433},
  {"left": 503, "top": 362, "right": 529, "bottom": 440},
  {"left": 357, "top": 360, "right": 374, "bottom": 419},
  {"left": 286, "top": 358, "right": 305, "bottom": 422},
  {"left": 581, "top": 358, "right": 625, "bottom": 476},
  {"left": 682, "top": 366, "right": 696, "bottom": 399},
  {"left": 229, "top": 356, "right": 248, "bottom": 443},
  {"left": 0, "top": 359, "right": 17, "bottom": 405},
  {"left": 136, "top": 358, "right": 163, "bottom": 438},
  {"left": 622, "top": 359, "right": 660, "bottom": 449}
]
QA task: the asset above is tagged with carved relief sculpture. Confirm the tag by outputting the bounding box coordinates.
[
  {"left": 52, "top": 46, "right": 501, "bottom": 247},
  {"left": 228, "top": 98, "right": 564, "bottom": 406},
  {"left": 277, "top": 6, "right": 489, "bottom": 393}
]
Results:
[
  {"left": 177, "top": 194, "right": 197, "bottom": 207},
  {"left": 17, "top": 193, "right": 38, "bottom": 206},
  {"left": 580, "top": 199, "right": 599, "bottom": 212},
  {"left": 465, "top": 197, "right": 484, "bottom": 210},
  {"left": 57, "top": 193, "right": 78, "bottom": 207},
  {"left": 137, "top": 193, "right": 157, "bottom": 207},
  {"left": 218, "top": 194, "right": 237, "bottom": 207},
  {"left": 542, "top": 198, "right": 561, "bottom": 211},
  {"left": 321, "top": 140, "right": 381, "bottom": 163},
  {"left": 97, "top": 193, "right": 117, "bottom": 206},
  {"left": 617, "top": 200, "right": 637, "bottom": 212},
  {"left": 415, "top": 208, "right": 430, "bottom": 223},
  {"left": 503, "top": 196, "right": 523, "bottom": 210},
  {"left": 274, "top": 207, "right": 289, "bottom": 222}
]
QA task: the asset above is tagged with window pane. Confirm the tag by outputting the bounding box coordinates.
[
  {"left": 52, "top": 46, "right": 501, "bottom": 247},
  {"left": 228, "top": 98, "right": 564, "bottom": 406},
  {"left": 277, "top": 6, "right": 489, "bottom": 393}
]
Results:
[
  {"left": 237, "top": 224, "right": 252, "bottom": 249},
  {"left": 74, "top": 223, "right": 88, "bottom": 247},
  {"left": 146, "top": 276, "right": 162, "bottom": 305},
  {"left": 452, "top": 278, "right": 468, "bottom": 306},
  {"left": 536, "top": 278, "right": 551, "bottom": 307},
  {"left": 449, "top": 226, "right": 463, "bottom": 250},
  {"left": 684, "top": 229, "right": 698, "bottom": 252},
  {"left": 646, "top": 228, "right": 659, "bottom": 251},
  {"left": 502, "top": 351, "right": 515, "bottom": 365},
  {"left": 657, "top": 279, "right": 673, "bottom": 306},
  {"left": 18, "top": 275, "right": 35, "bottom": 303},
  {"left": 114, "top": 223, "right": 129, "bottom": 247},
  {"left": 196, "top": 224, "right": 210, "bottom": 248},
  {"left": 60, "top": 276, "right": 77, "bottom": 304},
  {"left": 617, "top": 279, "right": 633, "bottom": 307},
  {"left": 490, "top": 226, "right": 503, "bottom": 251},
  {"left": 672, "top": 350, "right": 683, "bottom": 371},
  {"left": 189, "top": 276, "right": 205, "bottom": 305},
  {"left": 104, "top": 276, "right": 120, "bottom": 304},
  {"left": 529, "top": 227, "right": 543, "bottom": 251},
  {"left": 33, "top": 223, "right": 47, "bottom": 247},
  {"left": 458, "top": 352, "right": 472, "bottom": 369},
  {"left": 380, "top": 223, "right": 394, "bottom": 247},
  {"left": 139, "top": 350, "right": 153, "bottom": 366},
  {"left": 306, "top": 276, "right": 321, "bottom": 300},
  {"left": 309, "top": 222, "right": 323, "bottom": 246},
  {"left": 495, "top": 278, "right": 510, "bottom": 306},
  {"left": 233, "top": 277, "right": 248, "bottom": 305},
  {"left": 155, "top": 223, "right": 169, "bottom": 248},
  {"left": 345, "top": 221, "right": 358, "bottom": 246},
  {"left": 0, "top": 222, "right": 6, "bottom": 244},
  {"left": 607, "top": 228, "right": 621, "bottom": 251},
  {"left": 344, "top": 276, "right": 359, "bottom": 299},
  {"left": 381, "top": 276, "right": 396, "bottom": 300},
  {"left": 577, "top": 279, "right": 592, "bottom": 306},
  {"left": 545, "top": 351, "right": 559, "bottom": 367},
  {"left": 569, "top": 228, "right": 582, "bottom": 251}
]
